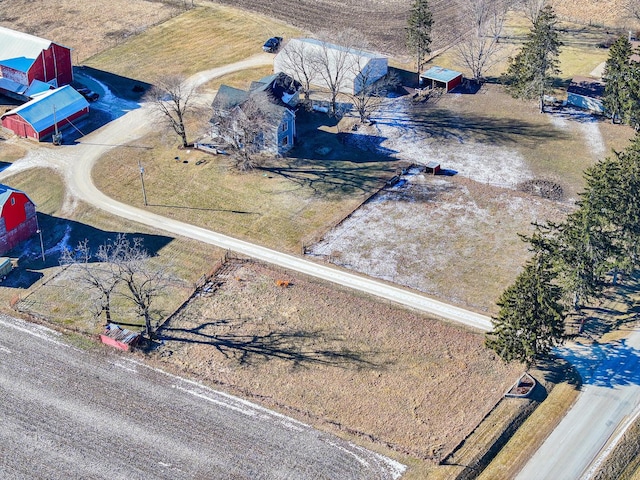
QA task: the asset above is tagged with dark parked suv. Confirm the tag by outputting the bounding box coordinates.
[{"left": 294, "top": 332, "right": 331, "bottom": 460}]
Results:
[
  {"left": 263, "top": 37, "right": 283, "bottom": 53},
  {"left": 76, "top": 87, "right": 99, "bottom": 102}
]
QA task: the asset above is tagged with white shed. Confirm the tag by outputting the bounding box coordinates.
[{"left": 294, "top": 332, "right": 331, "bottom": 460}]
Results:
[{"left": 274, "top": 38, "right": 388, "bottom": 95}]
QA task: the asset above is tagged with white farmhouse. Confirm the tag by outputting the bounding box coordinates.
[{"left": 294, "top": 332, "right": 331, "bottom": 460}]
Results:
[{"left": 274, "top": 38, "right": 388, "bottom": 95}]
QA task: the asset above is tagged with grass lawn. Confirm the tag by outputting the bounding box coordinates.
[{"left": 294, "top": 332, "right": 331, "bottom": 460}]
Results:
[
  {"left": 1, "top": 167, "right": 225, "bottom": 332},
  {"left": 85, "top": 5, "right": 301, "bottom": 82},
  {"left": 93, "top": 119, "right": 401, "bottom": 254},
  {"left": 0, "top": 139, "right": 27, "bottom": 164}
]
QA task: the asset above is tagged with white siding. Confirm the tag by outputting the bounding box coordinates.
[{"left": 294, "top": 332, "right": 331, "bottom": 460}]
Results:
[{"left": 274, "top": 38, "right": 387, "bottom": 95}]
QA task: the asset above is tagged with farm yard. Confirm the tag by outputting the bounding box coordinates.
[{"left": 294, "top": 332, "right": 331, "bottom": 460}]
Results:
[{"left": 1, "top": 0, "right": 640, "bottom": 478}]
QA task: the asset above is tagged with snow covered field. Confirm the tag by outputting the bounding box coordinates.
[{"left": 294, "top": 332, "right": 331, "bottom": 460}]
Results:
[{"left": 308, "top": 97, "right": 601, "bottom": 312}]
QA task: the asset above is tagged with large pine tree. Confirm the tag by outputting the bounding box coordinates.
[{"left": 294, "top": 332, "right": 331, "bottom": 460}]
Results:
[
  {"left": 406, "top": 0, "right": 433, "bottom": 75},
  {"left": 503, "top": 5, "right": 562, "bottom": 113},
  {"left": 602, "top": 36, "right": 634, "bottom": 124},
  {"left": 486, "top": 254, "right": 565, "bottom": 367}
]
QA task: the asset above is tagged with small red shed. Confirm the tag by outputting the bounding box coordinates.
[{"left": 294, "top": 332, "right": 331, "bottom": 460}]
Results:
[
  {"left": 0, "top": 184, "right": 37, "bottom": 256},
  {"left": 100, "top": 324, "right": 141, "bottom": 351},
  {"left": 420, "top": 66, "right": 463, "bottom": 92}
]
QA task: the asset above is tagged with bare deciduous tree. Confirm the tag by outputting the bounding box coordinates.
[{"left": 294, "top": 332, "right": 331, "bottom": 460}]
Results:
[
  {"left": 348, "top": 64, "right": 399, "bottom": 123},
  {"left": 622, "top": 0, "right": 640, "bottom": 22},
  {"left": 146, "top": 74, "right": 197, "bottom": 148},
  {"left": 518, "top": 0, "right": 547, "bottom": 25},
  {"left": 275, "top": 40, "right": 318, "bottom": 103},
  {"left": 313, "top": 31, "right": 365, "bottom": 116},
  {"left": 60, "top": 239, "right": 121, "bottom": 324},
  {"left": 456, "top": 0, "right": 510, "bottom": 82},
  {"left": 211, "top": 92, "right": 275, "bottom": 170},
  {"left": 112, "top": 235, "right": 169, "bottom": 338},
  {"left": 60, "top": 234, "right": 170, "bottom": 338}
]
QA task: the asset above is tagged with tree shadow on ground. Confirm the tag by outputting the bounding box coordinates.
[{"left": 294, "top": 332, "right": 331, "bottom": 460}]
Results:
[
  {"left": 555, "top": 339, "right": 640, "bottom": 388},
  {"left": 535, "top": 355, "right": 582, "bottom": 394},
  {"left": 158, "top": 317, "right": 385, "bottom": 369},
  {"left": 263, "top": 110, "right": 401, "bottom": 196},
  {"left": 2, "top": 212, "right": 173, "bottom": 288},
  {"left": 373, "top": 105, "right": 568, "bottom": 147},
  {"left": 375, "top": 176, "right": 460, "bottom": 203},
  {"left": 579, "top": 275, "right": 640, "bottom": 337},
  {"left": 259, "top": 161, "right": 398, "bottom": 197}
]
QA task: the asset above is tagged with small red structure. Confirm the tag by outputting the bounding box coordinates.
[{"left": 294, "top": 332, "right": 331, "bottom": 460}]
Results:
[
  {"left": 420, "top": 66, "right": 463, "bottom": 92},
  {"left": 99, "top": 323, "right": 141, "bottom": 351},
  {"left": 0, "top": 184, "right": 37, "bottom": 256},
  {"left": 424, "top": 161, "right": 441, "bottom": 175}
]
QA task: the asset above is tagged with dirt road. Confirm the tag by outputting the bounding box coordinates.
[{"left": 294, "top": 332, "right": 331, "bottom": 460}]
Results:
[
  {"left": 0, "top": 56, "right": 492, "bottom": 332},
  {"left": 0, "top": 314, "right": 404, "bottom": 479}
]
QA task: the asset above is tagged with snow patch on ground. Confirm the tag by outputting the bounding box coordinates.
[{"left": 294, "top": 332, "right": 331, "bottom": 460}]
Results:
[
  {"left": 354, "top": 98, "right": 534, "bottom": 189},
  {"left": 548, "top": 106, "right": 606, "bottom": 158}
]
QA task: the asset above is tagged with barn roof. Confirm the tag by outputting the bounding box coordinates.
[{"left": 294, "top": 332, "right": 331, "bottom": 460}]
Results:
[
  {"left": 0, "top": 26, "right": 65, "bottom": 73},
  {"left": 421, "top": 66, "right": 463, "bottom": 83},
  {"left": 295, "top": 38, "right": 385, "bottom": 60},
  {"left": 0, "top": 184, "right": 33, "bottom": 208},
  {"left": 24, "top": 79, "right": 56, "bottom": 98},
  {"left": 567, "top": 76, "right": 605, "bottom": 99},
  {"left": 0, "top": 76, "right": 28, "bottom": 96},
  {"left": 1, "top": 85, "right": 89, "bottom": 133}
]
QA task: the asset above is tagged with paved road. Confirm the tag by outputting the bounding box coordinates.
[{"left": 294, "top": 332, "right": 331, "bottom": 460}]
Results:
[
  {"left": 0, "top": 314, "right": 405, "bottom": 479},
  {"left": 516, "top": 329, "right": 640, "bottom": 480}
]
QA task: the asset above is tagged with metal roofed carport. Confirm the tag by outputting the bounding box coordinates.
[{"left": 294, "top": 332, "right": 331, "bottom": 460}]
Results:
[{"left": 420, "top": 66, "right": 463, "bottom": 92}]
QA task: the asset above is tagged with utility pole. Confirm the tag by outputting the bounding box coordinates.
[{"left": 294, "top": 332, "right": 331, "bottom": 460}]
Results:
[
  {"left": 138, "top": 160, "right": 148, "bottom": 206},
  {"left": 35, "top": 216, "right": 45, "bottom": 262}
]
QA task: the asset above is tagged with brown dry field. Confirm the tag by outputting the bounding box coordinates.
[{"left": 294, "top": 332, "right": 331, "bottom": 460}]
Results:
[
  {"left": 0, "top": 0, "right": 182, "bottom": 63},
  {"left": 149, "top": 258, "right": 522, "bottom": 465},
  {"left": 1, "top": 0, "right": 636, "bottom": 67}
]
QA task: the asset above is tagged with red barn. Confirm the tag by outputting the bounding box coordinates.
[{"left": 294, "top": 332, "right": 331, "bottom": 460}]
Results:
[
  {"left": 0, "top": 184, "right": 37, "bottom": 256},
  {"left": 1, "top": 85, "right": 89, "bottom": 141},
  {"left": 0, "top": 26, "right": 73, "bottom": 100}
]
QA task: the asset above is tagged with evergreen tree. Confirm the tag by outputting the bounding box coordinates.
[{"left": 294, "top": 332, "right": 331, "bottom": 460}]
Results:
[
  {"left": 406, "top": 0, "right": 433, "bottom": 74},
  {"left": 486, "top": 254, "right": 565, "bottom": 367},
  {"left": 595, "top": 133, "right": 640, "bottom": 269},
  {"left": 503, "top": 5, "right": 562, "bottom": 113},
  {"left": 623, "top": 60, "right": 640, "bottom": 130},
  {"left": 602, "top": 36, "right": 634, "bottom": 124},
  {"left": 554, "top": 207, "right": 614, "bottom": 308}
]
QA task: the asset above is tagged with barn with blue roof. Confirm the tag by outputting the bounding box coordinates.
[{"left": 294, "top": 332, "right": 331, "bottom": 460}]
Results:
[
  {"left": 1, "top": 85, "right": 89, "bottom": 141},
  {"left": 420, "top": 66, "right": 463, "bottom": 92},
  {"left": 0, "top": 26, "right": 74, "bottom": 100}
]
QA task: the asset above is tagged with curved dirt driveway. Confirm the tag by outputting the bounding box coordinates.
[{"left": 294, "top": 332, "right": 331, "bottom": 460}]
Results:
[{"left": 1, "top": 54, "right": 492, "bottom": 332}]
